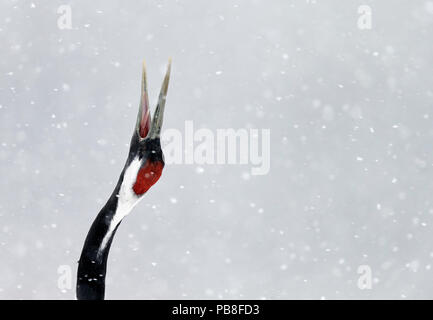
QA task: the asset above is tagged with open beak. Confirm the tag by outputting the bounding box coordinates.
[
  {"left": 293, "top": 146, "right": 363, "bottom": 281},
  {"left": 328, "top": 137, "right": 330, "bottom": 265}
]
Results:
[{"left": 136, "top": 59, "right": 171, "bottom": 140}]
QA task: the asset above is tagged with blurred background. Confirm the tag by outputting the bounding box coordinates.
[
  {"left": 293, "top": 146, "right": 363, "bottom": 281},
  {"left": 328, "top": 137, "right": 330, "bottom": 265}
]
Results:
[{"left": 1, "top": 0, "right": 433, "bottom": 299}]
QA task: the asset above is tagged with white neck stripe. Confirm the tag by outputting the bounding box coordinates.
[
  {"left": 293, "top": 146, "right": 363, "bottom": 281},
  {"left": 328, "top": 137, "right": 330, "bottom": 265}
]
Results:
[{"left": 98, "top": 157, "right": 143, "bottom": 256}]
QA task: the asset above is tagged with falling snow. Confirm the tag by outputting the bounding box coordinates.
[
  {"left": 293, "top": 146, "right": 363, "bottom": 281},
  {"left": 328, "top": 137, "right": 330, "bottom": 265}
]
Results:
[{"left": 0, "top": 0, "right": 433, "bottom": 300}]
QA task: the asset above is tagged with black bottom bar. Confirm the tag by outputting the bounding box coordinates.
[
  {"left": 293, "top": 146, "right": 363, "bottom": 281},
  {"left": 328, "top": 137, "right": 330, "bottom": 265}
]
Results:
[{"left": 0, "top": 300, "right": 428, "bottom": 318}]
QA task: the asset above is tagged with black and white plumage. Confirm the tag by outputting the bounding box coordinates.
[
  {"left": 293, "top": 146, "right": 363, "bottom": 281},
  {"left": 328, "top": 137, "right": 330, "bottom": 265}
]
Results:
[{"left": 76, "top": 60, "right": 171, "bottom": 300}]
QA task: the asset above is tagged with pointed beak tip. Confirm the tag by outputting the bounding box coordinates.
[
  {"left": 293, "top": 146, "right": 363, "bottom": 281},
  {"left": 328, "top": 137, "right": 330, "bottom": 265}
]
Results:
[
  {"left": 142, "top": 61, "right": 148, "bottom": 79},
  {"left": 167, "top": 58, "right": 172, "bottom": 74}
]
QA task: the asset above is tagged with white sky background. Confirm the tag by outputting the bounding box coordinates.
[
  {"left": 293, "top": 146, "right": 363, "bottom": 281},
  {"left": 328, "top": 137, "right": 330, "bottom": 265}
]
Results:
[{"left": 1, "top": 0, "right": 433, "bottom": 299}]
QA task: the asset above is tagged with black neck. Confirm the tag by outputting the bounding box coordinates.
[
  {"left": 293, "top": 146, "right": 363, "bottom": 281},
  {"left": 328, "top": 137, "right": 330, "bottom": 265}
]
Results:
[
  {"left": 76, "top": 176, "right": 124, "bottom": 300},
  {"left": 77, "top": 136, "right": 139, "bottom": 300}
]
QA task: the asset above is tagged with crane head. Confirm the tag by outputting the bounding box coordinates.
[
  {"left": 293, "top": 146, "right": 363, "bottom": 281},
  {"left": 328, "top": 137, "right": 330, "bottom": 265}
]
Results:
[{"left": 127, "top": 59, "right": 171, "bottom": 196}]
